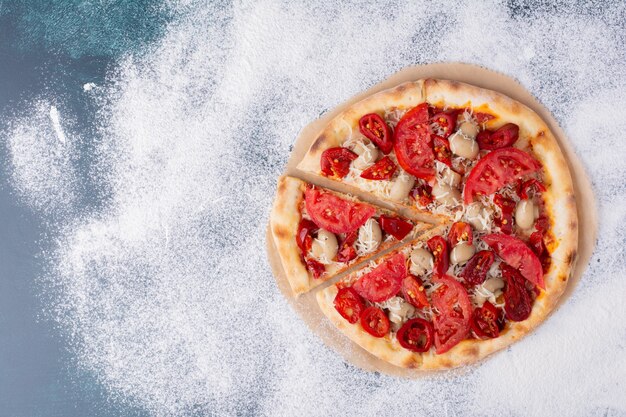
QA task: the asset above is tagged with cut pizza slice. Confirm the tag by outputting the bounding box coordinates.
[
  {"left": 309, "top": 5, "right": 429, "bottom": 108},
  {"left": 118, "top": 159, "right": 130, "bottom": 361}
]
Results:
[{"left": 270, "top": 176, "right": 434, "bottom": 296}]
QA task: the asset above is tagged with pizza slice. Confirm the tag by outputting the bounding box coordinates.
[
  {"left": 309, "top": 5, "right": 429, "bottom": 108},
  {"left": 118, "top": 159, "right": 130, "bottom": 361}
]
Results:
[{"left": 270, "top": 176, "right": 434, "bottom": 295}]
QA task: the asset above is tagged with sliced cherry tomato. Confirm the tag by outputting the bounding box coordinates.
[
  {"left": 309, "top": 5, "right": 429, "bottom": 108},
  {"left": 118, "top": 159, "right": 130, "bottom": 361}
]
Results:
[
  {"left": 482, "top": 233, "right": 544, "bottom": 289},
  {"left": 471, "top": 301, "right": 500, "bottom": 339},
  {"left": 409, "top": 182, "right": 433, "bottom": 207},
  {"left": 336, "top": 229, "right": 358, "bottom": 263},
  {"left": 528, "top": 231, "right": 551, "bottom": 273},
  {"left": 431, "top": 275, "right": 472, "bottom": 354},
  {"left": 431, "top": 112, "right": 457, "bottom": 138},
  {"left": 518, "top": 178, "right": 546, "bottom": 200},
  {"left": 397, "top": 318, "right": 434, "bottom": 352},
  {"left": 334, "top": 287, "right": 365, "bottom": 324},
  {"left": 501, "top": 263, "right": 532, "bottom": 321},
  {"left": 393, "top": 103, "right": 435, "bottom": 180},
  {"left": 305, "top": 258, "right": 325, "bottom": 279},
  {"left": 493, "top": 193, "right": 515, "bottom": 235},
  {"left": 427, "top": 236, "right": 449, "bottom": 278},
  {"left": 360, "top": 156, "right": 397, "bottom": 180},
  {"left": 535, "top": 215, "right": 550, "bottom": 234},
  {"left": 476, "top": 123, "right": 519, "bottom": 150},
  {"left": 463, "top": 147, "right": 542, "bottom": 204},
  {"left": 379, "top": 215, "right": 413, "bottom": 240},
  {"left": 360, "top": 306, "right": 390, "bottom": 337},
  {"left": 433, "top": 135, "right": 452, "bottom": 166},
  {"left": 304, "top": 187, "right": 375, "bottom": 234},
  {"left": 401, "top": 275, "right": 429, "bottom": 308},
  {"left": 448, "top": 221, "right": 473, "bottom": 247},
  {"left": 459, "top": 250, "right": 495, "bottom": 285},
  {"left": 352, "top": 253, "right": 407, "bottom": 302},
  {"left": 320, "top": 147, "right": 358, "bottom": 178},
  {"left": 359, "top": 113, "right": 393, "bottom": 154},
  {"left": 296, "top": 219, "right": 318, "bottom": 253}
]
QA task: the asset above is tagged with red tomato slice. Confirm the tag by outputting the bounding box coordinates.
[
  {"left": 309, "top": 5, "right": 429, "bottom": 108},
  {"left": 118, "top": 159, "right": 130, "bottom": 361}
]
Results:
[
  {"left": 305, "top": 258, "right": 325, "bottom": 279},
  {"left": 493, "top": 193, "right": 515, "bottom": 235},
  {"left": 473, "top": 112, "right": 495, "bottom": 124},
  {"left": 393, "top": 103, "right": 435, "bottom": 180},
  {"left": 459, "top": 250, "right": 495, "bottom": 285},
  {"left": 448, "top": 221, "right": 473, "bottom": 247},
  {"left": 471, "top": 301, "right": 500, "bottom": 339},
  {"left": 352, "top": 253, "right": 407, "bottom": 302},
  {"left": 359, "top": 113, "right": 393, "bottom": 154},
  {"left": 409, "top": 182, "right": 433, "bottom": 207},
  {"left": 433, "top": 135, "right": 452, "bottom": 167},
  {"left": 476, "top": 123, "right": 519, "bottom": 150},
  {"left": 501, "top": 263, "right": 532, "bottom": 321},
  {"left": 360, "top": 156, "right": 397, "bottom": 180},
  {"left": 518, "top": 178, "right": 546, "bottom": 200},
  {"left": 431, "top": 275, "right": 472, "bottom": 354},
  {"left": 336, "top": 229, "right": 358, "bottom": 263},
  {"left": 431, "top": 112, "right": 457, "bottom": 138},
  {"left": 304, "top": 187, "right": 375, "bottom": 234},
  {"left": 379, "top": 215, "right": 413, "bottom": 240},
  {"left": 360, "top": 306, "right": 390, "bottom": 337},
  {"left": 320, "top": 147, "right": 358, "bottom": 178},
  {"left": 296, "top": 219, "right": 318, "bottom": 253},
  {"left": 427, "top": 236, "right": 449, "bottom": 278},
  {"left": 397, "top": 318, "right": 434, "bottom": 352},
  {"left": 463, "top": 147, "right": 541, "bottom": 204},
  {"left": 482, "top": 233, "right": 545, "bottom": 289},
  {"left": 334, "top": 287, "right": 365, "bottom": 324},
  {"left": 401, "top": 275, "right": 429, "bottom": 308}
]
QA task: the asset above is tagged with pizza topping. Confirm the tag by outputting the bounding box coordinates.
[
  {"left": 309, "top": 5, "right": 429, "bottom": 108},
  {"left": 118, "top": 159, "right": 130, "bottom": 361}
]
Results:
[
  {"left": 438, "top": 164, "right": 462, "bottom": 188},
  {"left": 409, "top": 181, "right": 433, "bottom": 207},
  {"left": 360, "top": 306, "right": 390, "bottom": 337},
  {"left": 310, "top": 229, "right": 338, "bottom": 264},
  {"left": 471, "top": 301, "right": 501, "bottom": 339},
  {"left": 296, "top": 219, "right": 318, "bottom": 253},
  {"left": 518, "top": 178, "right": 546, "bottom": 200},
  {"left": 450, "top": 242, "right": 475, "bottom": 265},
  {"left": 476, "top": 123, "right": 519, "bottom": 150},
  {"left": 334, "top": 287, "right": 365, "bottom": 324},
  {"left": 427, "top": 236, "right": 449, "bottom": 278},
  {"left": 433, "top": 135, "right": 453, "bottom": 166},
  {"left": 459, "top": 250, "right": 495, "bottom": 285},
  {"left": 515, "top": 199, "right": 536, "bottom": 230},
  {"left": 320, "top": 147, "right": 358, "bottom": 178},
  {"left": 431, "top": 182, "right": 461, "bottom": 207},
  {"left": 304, "top": 187, "right": 375, "bottom": 234},
  {"left": 493, "top": 193, "right": 515, "bottom": 235},
  {"left": 389, "top": 170, "right": 415, "bottom": 201},
  {"left": 430, "top": 111, "right": 457, "bottom": 138},
  {"left": 360, "top": 156, "right": 397, "bottom": 180},
  {"left": 463, "top": 147, "right": 542, "bottom": 204},
  {"left": 336, "top": 230, "right": 358, "bottom": 263},
  {"left": 352, "top": 253, "right": 407, "bottom": 302},
  {"left": 401, "top": 275, "right": 429, "bottom": 308},
  {"left": 458, "top": 120, "right": 479, "bottom": 139},
  {"left": 448, "top": 221, "right": 473, "bottom": 246},
  {"left": 393, "top": 103, "right": 435, "bottom": 180},
  {"left": 431, "top": 275, "right": 472, "bottom": 354},
  {"left": 501, "top": 263, "right": 532, "bottom": 322},
  {"left": 449, "top": 131, "right": 479, "bottom": 160},
  {"left": 482, "top": 233, "right": 545, "bottom": 289},
  {"left": 409, "top": 247, "right": 434, "bottom": 276},
  {"left": 351, "top": 141, "right": 380, "bottom": 170},
  {"left": 465, "top": 202, "right": 493, "bottom": 232},
  {"left": 356, "top": 218, "right": 382, "bottom": 255},
  {"left": 379, "top": 215, "right": 413, "bottom": 240},
  {"left": 359, "top": 113, "right": 393, "bottom": 154},
  {"left": 397, "top": 318, "right": 434, "bottom": 352},
  {"left": 305, "top": 258, "right": 326, "bottom": 279}
]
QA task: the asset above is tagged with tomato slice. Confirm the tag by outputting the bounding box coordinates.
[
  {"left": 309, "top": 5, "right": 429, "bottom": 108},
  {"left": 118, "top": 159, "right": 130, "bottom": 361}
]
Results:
[
  {"left": 360, "top": 156, "right": 397, "bottom": 180},
  {"left": 359, "top": 113, "right": 393, "bottom": 154},
  {"left": 305, "top": 258, "right": 325, "bottom": 279},
  {"left": 379, "top": 215, "right": 413, "bottom": 240},
  {"left": 409, "top": 182, "right": 433, "bottom": 207},
  {"left": 501, "top": 263, "right": 532, "bottom": 321},
  {"left": 304, "top": 187, "right": 375, "bottom": 234},
  {"left": 360, "top": 306, "right": 390, "bottom": 338},
  {"left": 352, "top": 253, "right": 407, "bottom": 302},
  {"left": 433, "top": 135, "right": 452, "bottom": 167},
  {"left": 393, "top": 103, "right": 435, "bottom": 180},
  {"left": 473, "top": 112, "right": 495, "bottom": 124},
  {"left": 397, "top": 318, "right": 434, "bottom": 352},
  {"left": 459, "top": 250, "right": 495, "bottom": 285},
  {"left": 320, "top": 147, "right": 358, "bottom": 178},
  {"left": 296, "top": 219, "right": 318, "bottom": 253},
  {"left": 471, "top": 301, "right": 500, "bottom": 339},
  {"left": 401, "top": 275, "right": 429, "bottom": 308},
  {"left": 431, "top": 275, "right": 472, "bottom": 354},
  {"left": 482, "top": 233, "right": 544, "bottom": 289},
  {"left": 493, "top": 193, "right": 515, "bottom": 235},
  {"left": 528, "top": 231, "right": 551, "bottom": 273},
  {"left": 476, "top": 123, "right": 519, "bottom": 150},
  {"left": 448, "top": 221, "right": 473, "bottom": 247},
  {"left": 463, "top": 147, "right": 541, "bottom": 204},
  {"left": 518, "top": 178, "right": 546, "bottom": 200},
  {"left": 427, "top": 236, "right": 449, "bottom": 278},
  {"left": 336, "top": 229, "right": 358, "bottom": 263},
  {"left": 431, "top": 112, "right": 457, "bottom": 138},
  {"left": 334, "top": 287, "right": 365, "bottom": 324}
]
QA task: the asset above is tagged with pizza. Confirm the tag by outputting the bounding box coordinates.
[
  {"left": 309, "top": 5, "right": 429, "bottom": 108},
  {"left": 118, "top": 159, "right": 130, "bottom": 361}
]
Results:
[{"left": 270, "top": 79, "right": 578, "bottom": 369}]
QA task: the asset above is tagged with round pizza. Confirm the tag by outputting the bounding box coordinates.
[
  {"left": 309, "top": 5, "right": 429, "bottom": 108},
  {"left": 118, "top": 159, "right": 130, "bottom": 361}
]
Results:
[{"left": 270, "top": 78, "right": 578, "bottom": 369}]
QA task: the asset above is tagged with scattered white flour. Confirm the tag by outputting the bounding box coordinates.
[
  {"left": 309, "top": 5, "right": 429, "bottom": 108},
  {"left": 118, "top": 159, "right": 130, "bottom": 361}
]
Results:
[
  {"left": 2, "top": 1, "right": 626, "bottom": 416},
  {"left": 83, "top": 82, "right": 97, "bottom": 91}
]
